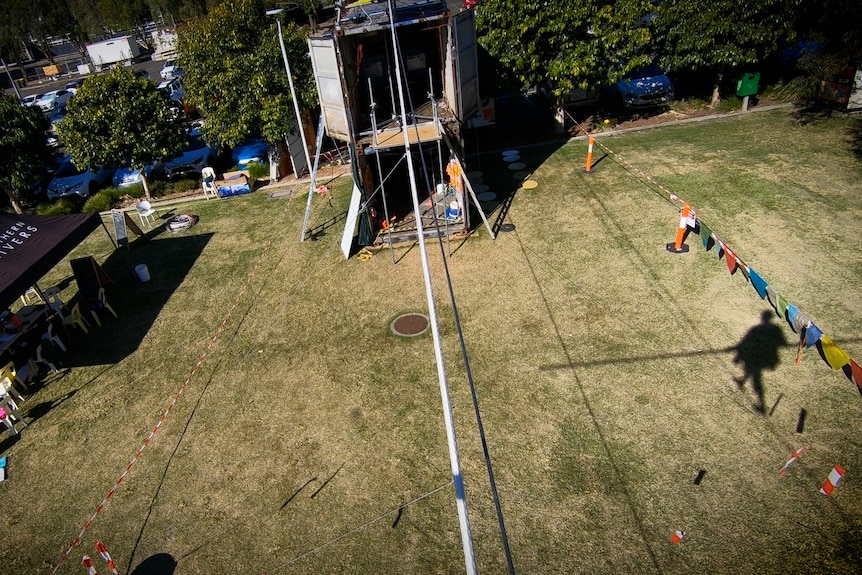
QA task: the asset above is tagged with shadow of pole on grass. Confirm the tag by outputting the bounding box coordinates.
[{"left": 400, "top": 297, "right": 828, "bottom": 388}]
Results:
[{"left": 731, "top": 310, "right": 787, "bottom": 414}]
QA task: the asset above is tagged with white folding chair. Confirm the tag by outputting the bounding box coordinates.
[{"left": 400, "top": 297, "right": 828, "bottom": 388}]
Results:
[
  {"left": 202, "top": 167, "right": 218, "bottom": 199},
  {"left": 136, "top": 201, "right": 158, "bottom": 227}
]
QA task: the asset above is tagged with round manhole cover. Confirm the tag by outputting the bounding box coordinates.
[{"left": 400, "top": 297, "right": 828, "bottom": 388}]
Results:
[{"left": 391, "top": 313, "right": 430, "bottom": 337}]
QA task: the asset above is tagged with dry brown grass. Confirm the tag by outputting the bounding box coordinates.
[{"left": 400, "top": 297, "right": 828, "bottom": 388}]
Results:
[{"left": 1, "top": 108, "right": 861, "bottom": 574}]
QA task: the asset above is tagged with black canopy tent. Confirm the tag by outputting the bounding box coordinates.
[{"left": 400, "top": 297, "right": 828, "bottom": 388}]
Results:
[{"left": 0, "top": 213, "right": 106, "bottom": 311}]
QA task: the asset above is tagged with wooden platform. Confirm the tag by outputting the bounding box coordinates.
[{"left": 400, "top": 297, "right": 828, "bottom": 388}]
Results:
[{"left": 362, "top": 121, "right": 441, "bottom": 153}]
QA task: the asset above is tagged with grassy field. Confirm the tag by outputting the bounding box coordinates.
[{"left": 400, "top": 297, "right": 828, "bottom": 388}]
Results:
[{"left": 1, "top": 107, "right": 861, "bottom": 574}]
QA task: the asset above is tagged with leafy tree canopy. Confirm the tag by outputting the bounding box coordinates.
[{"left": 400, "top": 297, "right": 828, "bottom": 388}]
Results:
[
  {"left": 653, "top": 0, "right": 798, "bottom": 101},
  {"left": 57, "top": 66, "right": 186, "bottom": 198},
  {"left": 177, "top": 0, "right": 316, "bottom": 149},
  {"left": 476, "top": 0, "right": 654, "bottom": 99},
  {"left": 0, "top": 94, "right": 53, "bottom": 212}
]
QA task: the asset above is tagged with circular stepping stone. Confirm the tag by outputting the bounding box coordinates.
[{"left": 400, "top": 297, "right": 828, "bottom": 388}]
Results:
[
  {"left": 502, "top": 149, "right": 519, "bottom": 157},
  {"left": 507, "top": 162, "right": 526, "bottom": 171},
  {"left": 477, "top": 192, "right": 497, "bottom": 202},
  {"left": 466, "top": 171, "right": 483, "bottom": 183},
  {"left": 512, "top": 171, "right": 529, "bottom": 180},
  {"left": 475, "top": 184, "right": 489, "bottom": 193},
  {"left": 504, "top": 155, "right": 521, "bottom": 163},
  {"left": 522, "top": 180, "right": 538, "bottom": 189}
]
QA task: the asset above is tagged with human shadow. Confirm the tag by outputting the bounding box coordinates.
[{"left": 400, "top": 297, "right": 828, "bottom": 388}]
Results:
[
  {"left": 129, "top": 553, "right": 176, "bottom": 575},
  {"left": 732, "top": 310, "right": 788, "bottom": 414}
]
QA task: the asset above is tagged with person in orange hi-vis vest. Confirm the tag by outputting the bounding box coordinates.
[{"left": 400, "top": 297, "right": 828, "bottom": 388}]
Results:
[{"left": 445, "top": 156, "right": 464, "bottom": 220}]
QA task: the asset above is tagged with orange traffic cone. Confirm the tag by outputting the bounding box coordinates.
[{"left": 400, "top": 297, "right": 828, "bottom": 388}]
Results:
[
  {"left": 820, "top": 465, "right": 845, "bottom": 495},
  {"left": 82, "top": 555, "right": 97, "bottom": 575},
  {"left": 669, "top": 530, "right": 686, "bottom": 544},
  {"left": 666, "top": 202, "right": 694, "bottom": 254}
]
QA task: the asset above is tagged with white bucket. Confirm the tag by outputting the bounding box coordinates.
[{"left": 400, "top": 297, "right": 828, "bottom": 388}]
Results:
[{"left": 135, "top": 264, "right": 151, "bottom": 282}]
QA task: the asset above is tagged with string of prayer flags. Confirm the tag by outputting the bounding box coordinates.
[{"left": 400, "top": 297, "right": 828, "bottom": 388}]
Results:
[
  {"left": 846, "top": 360, "right": 862, "bottom": 391},
  {"left": 786, "top": 304, "right": 799, "bottom": 331},
  {"left": 775, "top": 293, "right": 789, "bottom": 321},
  {"left": 820, "top": 465, "right": 845, "bottom": 496},
  {"left": 817, "top": 336, "right": 851, "bottom": 371},
  {"left": 724, "top": 244, "right": 739, "bottom": 274},
  {"left": 779, "top": 447, "right": 805, "bottom": 476}
]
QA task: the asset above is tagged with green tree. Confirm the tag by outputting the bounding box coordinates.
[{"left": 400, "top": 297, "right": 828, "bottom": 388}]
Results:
[
  {"left": 57, "top": 67, "right": 186, "bottom": 201},
  {"left": 476, "top": 0, "right": 653, "bottom": 113},
  {"left": 177, "top": 0, "right": 315, "bottom": 149},
  {"left": 0, "top": 94, "right": 53, "bottom": 214},
  {"left": 653, "top": 0, "right": 799, "bottom": 106}
]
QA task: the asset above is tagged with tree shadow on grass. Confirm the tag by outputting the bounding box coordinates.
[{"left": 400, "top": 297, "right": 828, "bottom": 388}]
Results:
[{"left": 60, "top": 231, "right": 213, "bottom": 368}]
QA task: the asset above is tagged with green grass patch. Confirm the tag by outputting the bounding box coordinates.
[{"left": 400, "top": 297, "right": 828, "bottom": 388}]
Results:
[{"left": 3, "top": 109, "right": 861, "bottom": 574}]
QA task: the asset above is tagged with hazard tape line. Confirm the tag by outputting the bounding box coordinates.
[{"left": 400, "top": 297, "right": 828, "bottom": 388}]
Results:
[{"left": 52, "top": 234, "right": 278, "bottom": 574}]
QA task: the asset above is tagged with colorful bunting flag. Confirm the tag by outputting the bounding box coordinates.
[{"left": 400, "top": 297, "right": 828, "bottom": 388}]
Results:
[
  {"left": 737, "top": 261, "right": 750, "bottom": 281},
  {"left": 817, "top": 335, "right": 851, "bottom": 370},
  {"left": 849, "top": 360, "right": 862, "bottom": 390},
  {"left": 699, "top": 221, "right": 713, "bottom": 250},
  {"left": 748, "top": 267, "right": 768, "bottom": 299},
  {"left": 775, "top": 294, "right": 789, "bottom": 321},
  {"left": 766, "top": 285, "right": 778, "bottom": 309},
  {"left": 725, "top": 246, "right": 738, "bottom": 274},
  {"left": 804, "top": 323, "right": 823, "bottom": 348},
  {"left": 792, "top": 308, "right": 810, "bottom": 335}
]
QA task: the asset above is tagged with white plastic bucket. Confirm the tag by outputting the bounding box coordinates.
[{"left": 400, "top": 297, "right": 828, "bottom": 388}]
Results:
[{"left": 135, "top": 264, "right": 151, "bottom": 282}]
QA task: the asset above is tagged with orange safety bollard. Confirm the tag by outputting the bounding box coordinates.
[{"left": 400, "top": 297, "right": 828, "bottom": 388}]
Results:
[
  {"left": 666, "top": 202, "right": 694, "bottom": 253},
  {"left": 583, "top": 136, "right": 595, "bottom": 174}
]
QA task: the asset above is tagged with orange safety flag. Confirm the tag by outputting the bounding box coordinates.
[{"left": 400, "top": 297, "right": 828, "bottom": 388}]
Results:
[
  {"left": 817, "top": 335, "right": 851, "bottom": 370},
  {"left": 820, "top": 465, "right": 845, "bottom": 496},
  {"left": 669, "top": 530, "right": 686, "bottom": 544},
  {"left": 779, "top": 447, "right": 804, "bottom": 475},
  {"left": 82, "top": 555, "right": 97, "bottom": 575}
]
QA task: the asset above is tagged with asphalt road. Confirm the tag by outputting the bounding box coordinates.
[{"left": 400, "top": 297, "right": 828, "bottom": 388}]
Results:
[{"left": 11, "top": 57, "right": 169, "bottom": 100}]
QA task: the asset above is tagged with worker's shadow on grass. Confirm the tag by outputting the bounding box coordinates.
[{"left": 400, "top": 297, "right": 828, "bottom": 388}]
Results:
[
  {"left": 732, "top": 310, "right": 787, "bottom": 414},
  {"left": 130, "top": 553, "right": 176, "bottom": 575}
]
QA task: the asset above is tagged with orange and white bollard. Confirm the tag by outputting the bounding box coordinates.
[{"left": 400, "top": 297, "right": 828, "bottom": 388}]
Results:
[
  {"left": 669, "top": 530, "right": 686, "bottom": 544},
  {"left": 583, "top": 136, "right": 595, "bottom": 174},
  {"left": 96, "top": 541, "right": 119, "bottom": 575},
  {"left": 666, "top": 202, "right": 695, "bottom": 254},
  {"left": 82, "top": 555, "right": 97, "bottom": 575},
  {"left": 820, "top": 465, "right": 845, "bottom": 495}
]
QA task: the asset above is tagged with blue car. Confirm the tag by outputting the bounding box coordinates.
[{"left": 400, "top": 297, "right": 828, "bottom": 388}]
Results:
[
  {"left": 112, "top": 162, "right": 165, "bottom": 188},
  {"left": 612, "top": 64, "right": 674, "bottom": 109},
  {"left": 231, "top": 138, "right": 269, "bottom": 168},
  {"left": 164, "top": 135, "right": 216, "bottom": 180}
]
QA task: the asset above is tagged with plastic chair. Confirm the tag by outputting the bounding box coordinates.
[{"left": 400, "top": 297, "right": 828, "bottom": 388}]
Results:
[
  {"left": 0, "top": 362, "right": 26, "bottom": 404},
  {"left": 35, "top": 344, "right": 59, "bottom": 374},
  {"left": 62, "top": 302, "right": 89, "bottom": 334},
  {"left": 87, "top": 287, "right": 118, "bottom": 327},
  {"left": 0, "top": 405, "right": 22, "bottom": 435},
  {"left": 44, "top": 322, "right": 67, "bottom": 352},
  {"left": 43, "top": 287, "right": 66, "bottom": 320},
  {"left": 136, "top": 201, "right": 158, "bottom": 227},
  {"left": 202, "top": 167, "right": 217, "bottom": 199},
  {"left": 20, "top": 286, "right": 44, "bottom": 306}
]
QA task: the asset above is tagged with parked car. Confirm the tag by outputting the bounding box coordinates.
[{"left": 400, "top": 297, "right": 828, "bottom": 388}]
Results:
[
  {"left": 160, "top": 59, "right": 184, "bottom": 80},
  {"left": 157, "top": 77, "right": 184, "bottom": 102},
  {"left": 113, "top": 161, "right": 165, "bottom": 188},
  {"left": 36, "top": 90, "right": 68, "bottom": 113},
  {"left": 538, "top": 81, "right": 600, "bottom": 109},
  {"left": 609, "top": 64, "right": 674, "bottom": 109},
  {"left": 164, "top": 134, "right": 216, "bottom": 180},
  {"left": 48, "top": 101, "right": 70, "bottom": 136},
  {"left": 46, "top": 157, "right": 115, "bottom": 199},
  {"left": 231, "top": 138, "right": 269, "bottom": 167},
  {"left": 20, "top": 93, "right": 41, "bottom": 107},
  {"left": 65, "top": 79, "right": 85, "bottom": 93}
]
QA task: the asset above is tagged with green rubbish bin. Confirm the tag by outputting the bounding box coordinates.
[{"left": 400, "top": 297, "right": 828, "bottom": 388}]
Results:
[{"left": 737, "top": 73, "right": 760, "bottom": 97}]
